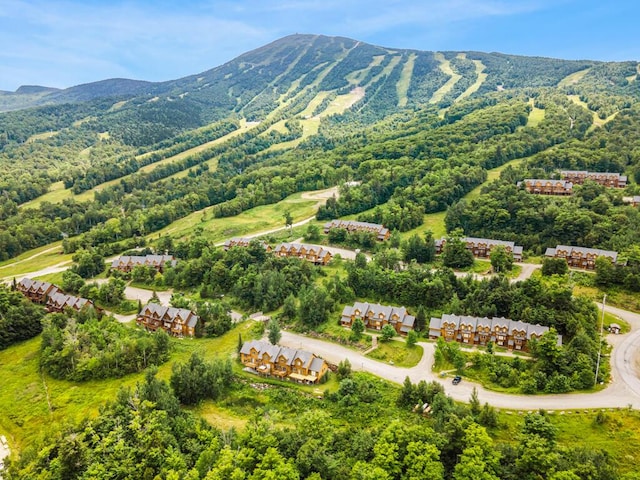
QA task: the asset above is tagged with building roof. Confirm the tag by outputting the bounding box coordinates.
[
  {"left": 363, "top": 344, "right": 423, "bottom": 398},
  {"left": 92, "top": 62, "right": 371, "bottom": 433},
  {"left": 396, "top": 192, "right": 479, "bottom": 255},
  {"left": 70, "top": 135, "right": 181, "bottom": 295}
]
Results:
[
  {"left": 430, "top": 314, "right": 558, "bottom": 343},
  {"left": 111, "top": 254, "right": 176, "bottom": 269},
  {"left": 241, "top": 340, "right": 326, "bottom": 372},
  {"left": 140, "top": 303, "right": 198, "bottom": 325},
  {"left": 546, "top": 244, "right": 618, "bottom": 262}
]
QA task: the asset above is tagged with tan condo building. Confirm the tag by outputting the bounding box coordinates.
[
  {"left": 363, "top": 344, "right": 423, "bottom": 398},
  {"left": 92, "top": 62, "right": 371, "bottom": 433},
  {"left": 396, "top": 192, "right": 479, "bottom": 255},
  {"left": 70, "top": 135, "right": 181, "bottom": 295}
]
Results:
[
  {"left": 560, "top": 170, "right": 627, "bottom": 188},
  {"left": 323, "top": 219, "right": 390, "bottom": 241},
  {"left": 518, "top": 179, "right": 573, "bottom": 195},
  {"left": 274, "top": 243, "right": 333, "bottom": 265},
  {"left": 428, "top": 314, "right": 559, "bottom": 351},
  {"left": 239, "top": 340, "right": 329, "bottom": 384},
  {"left": 110, "top": 255, "right": 177, "bottom": 273},
  {"left": 341, "top": 302, "right": 415, "bottom": 335},
  {"left": 435, "top": 236, "right": 523, "bottom": 262},
  {"left": 136, "top": 303, "right": 199, "bottom": 337},
  {"left": 545, "top": 245, "right": 618, "bottom": 270}
]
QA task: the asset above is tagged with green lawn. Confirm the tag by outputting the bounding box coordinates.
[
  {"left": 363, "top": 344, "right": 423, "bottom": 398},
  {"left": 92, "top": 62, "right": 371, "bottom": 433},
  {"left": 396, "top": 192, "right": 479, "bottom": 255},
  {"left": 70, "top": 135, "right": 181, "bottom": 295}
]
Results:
[
  {"left": 151, "top": 189, "right": 327, "bottom": 243},
  {"left": 0, "top": 242, "right": 70, "bottom": 281},
  {"left": 366, "top": 340, "right": 423, "bottom": 368},
  {"left": 493, "top": 409, "right": 640, "bottom": 476},
  {"left": 0, "top": 320, "right": 260, "bottom": 450},
  {"left": 20, "top": 182, "right": 73, "bottom": 209}
]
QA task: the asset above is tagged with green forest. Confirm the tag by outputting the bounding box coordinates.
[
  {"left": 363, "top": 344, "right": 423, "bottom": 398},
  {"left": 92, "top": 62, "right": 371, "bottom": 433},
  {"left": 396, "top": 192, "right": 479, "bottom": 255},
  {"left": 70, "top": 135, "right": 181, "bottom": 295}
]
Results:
[{"left": 1, "top": 33, "right": 640, "bottom": 479}]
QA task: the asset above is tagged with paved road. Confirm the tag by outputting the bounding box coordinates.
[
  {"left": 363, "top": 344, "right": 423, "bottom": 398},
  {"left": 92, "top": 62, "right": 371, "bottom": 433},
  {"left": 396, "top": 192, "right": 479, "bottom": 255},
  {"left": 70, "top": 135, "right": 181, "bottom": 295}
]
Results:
[{"left": 279, "top": 308, "right": 640, "bottom": 410}]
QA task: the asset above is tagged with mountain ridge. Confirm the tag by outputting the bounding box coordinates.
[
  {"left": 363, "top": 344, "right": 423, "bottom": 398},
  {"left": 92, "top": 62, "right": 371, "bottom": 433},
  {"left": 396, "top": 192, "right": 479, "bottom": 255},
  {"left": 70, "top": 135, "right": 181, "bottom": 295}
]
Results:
[{"left": 1, "top": 33, "right": 632, "bottom": 114}]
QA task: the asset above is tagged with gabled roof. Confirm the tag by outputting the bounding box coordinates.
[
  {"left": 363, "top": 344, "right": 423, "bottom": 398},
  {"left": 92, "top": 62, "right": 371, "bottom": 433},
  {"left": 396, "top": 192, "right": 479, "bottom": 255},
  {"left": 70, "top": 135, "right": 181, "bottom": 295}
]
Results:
[
  {"left": 309, "top": 357, "right": 325, "bottom": 373},
  {"left": 546, "top": 244, "right": 618, "bottom": 261}
]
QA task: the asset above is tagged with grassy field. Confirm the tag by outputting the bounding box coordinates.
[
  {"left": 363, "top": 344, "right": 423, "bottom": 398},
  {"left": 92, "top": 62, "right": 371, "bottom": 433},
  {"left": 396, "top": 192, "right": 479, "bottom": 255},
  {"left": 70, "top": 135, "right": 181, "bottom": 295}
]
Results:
[
  {"left": 396, "top": 53, "right": 416, "bottom": 108},
  {"left": 20, "top": 181, "right": 73, "bottom": 209},
  {"left": 0, "top": 320, "right": 261, "bottom": 451},
  {"left": 558, "top": 68, "right": 591, "bottom": 87},
  {"left": 527, "top": 99, "right": 546, "bottom": 128},
  {"left": 430, "top": 53, "right": 462, "bottom": 105},
  {"left": 150, "top": 189, "right": 326, "bottom": 243},
  {"left": 366, "top": 340, "right": 423, "bottom": 368},
  {"left": 574, "top": 285, "right": 640, "bottom": 314},
  {"left": 567, "top": 94, "right": 619, "bottom": 132},
  {"left": 0, "top": 242, "right": 70, "bottom": 281},
  {"left": 456, "top": 58, "right": 488, "bottom": 101},
  {"left": 493, "top": 408, "right": 640, "bottom": 476}
]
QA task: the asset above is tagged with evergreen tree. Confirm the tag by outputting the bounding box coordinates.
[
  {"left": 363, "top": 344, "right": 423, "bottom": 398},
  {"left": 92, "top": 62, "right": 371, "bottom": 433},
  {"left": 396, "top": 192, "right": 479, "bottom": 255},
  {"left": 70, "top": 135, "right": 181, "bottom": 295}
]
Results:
[{"left": 267, "top": 318, "right": 282, "bottom": 345}]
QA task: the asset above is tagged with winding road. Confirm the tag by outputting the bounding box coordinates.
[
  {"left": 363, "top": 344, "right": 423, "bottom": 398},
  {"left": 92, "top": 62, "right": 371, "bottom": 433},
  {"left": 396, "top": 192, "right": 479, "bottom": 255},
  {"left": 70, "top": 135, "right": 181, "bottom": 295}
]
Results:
[
  {"left": 2, "top": 226, "right": 640, "bottom": 409},
  {"left": 279, "top": 303, "right": 640, "bottom": 410}
]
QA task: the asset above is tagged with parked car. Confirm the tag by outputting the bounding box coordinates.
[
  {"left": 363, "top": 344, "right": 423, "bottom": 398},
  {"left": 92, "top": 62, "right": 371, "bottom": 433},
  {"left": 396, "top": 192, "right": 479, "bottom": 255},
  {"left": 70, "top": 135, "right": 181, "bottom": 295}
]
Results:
[{"left": 452, "top": 375, "right": 462, "bottom": 385}]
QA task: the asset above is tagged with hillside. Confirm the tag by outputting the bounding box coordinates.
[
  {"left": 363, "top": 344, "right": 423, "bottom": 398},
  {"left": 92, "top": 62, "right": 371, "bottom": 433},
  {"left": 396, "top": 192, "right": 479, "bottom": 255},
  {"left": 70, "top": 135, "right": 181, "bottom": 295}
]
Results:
[
  {"left": 0, "top": 34, "right": 638, "bottom": 260},
  {"left": 2, "top": 33, "right": 640, "bottom": 479}
]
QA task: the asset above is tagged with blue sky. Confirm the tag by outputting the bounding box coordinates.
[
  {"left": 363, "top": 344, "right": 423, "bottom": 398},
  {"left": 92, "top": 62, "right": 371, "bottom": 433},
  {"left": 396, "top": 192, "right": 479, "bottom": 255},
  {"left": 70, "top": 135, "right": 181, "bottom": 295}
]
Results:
[{"left": 1, "top": 0, "right": 638, "bottom": 91}]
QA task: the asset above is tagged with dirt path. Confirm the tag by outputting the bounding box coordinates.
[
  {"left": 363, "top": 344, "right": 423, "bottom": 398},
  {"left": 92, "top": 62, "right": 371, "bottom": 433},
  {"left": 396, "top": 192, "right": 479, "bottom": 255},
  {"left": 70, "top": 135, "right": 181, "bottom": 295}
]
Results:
[{"left": 0, "top": 245, "right": 62, "bottom": 272}]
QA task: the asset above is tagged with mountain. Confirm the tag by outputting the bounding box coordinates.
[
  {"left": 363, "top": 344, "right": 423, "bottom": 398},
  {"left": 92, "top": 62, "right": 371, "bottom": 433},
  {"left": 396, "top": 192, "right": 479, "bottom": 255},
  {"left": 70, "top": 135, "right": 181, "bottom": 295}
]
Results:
[
  {"left": 4, "top": 33, "right": 637, "bottom": 117},
  {"left": 4, "top": 33, "right": 638, "bottom": 145}
]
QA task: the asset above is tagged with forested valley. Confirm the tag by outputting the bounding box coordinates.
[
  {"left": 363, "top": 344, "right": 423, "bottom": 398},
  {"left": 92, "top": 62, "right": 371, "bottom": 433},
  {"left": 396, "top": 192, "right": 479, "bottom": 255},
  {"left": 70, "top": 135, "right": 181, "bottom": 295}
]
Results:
[{"left": 1, "top": 33, "right": 640, "bottom": 479}]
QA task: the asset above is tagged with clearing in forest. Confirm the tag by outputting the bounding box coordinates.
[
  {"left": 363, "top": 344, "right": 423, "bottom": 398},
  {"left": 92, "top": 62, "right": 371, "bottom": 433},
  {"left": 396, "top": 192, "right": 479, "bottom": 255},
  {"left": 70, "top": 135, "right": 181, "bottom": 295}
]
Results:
[
  {"left": 20, "top": 181, "right": 72, "bottom": 208},
  {"left": 429, "top": 52, "right": 461, "bottom": 104},
  {"left": 456, "top": 58, "right": 487, "bottom": 101},
  {"left": 527, "top": 98, "right": 545, "bottom": 127},
  {"left": 152, "top": 187, "right": 335, "bottom": 243},
  {"left": 567, "top": 94, "right": 618, "bottom": 131},
  {"left": 558, "top": 68, "right": 591, "bottom": 87},
  {"left": 397, "top": 53, "right": 416, "bottom": 107}
]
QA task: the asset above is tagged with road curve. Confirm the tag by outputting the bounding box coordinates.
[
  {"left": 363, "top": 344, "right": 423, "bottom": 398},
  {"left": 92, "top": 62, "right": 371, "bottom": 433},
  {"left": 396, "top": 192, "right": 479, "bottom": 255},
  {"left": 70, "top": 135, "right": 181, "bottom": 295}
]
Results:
[{"left": 279, "top": 314, "right": 640, "bottom": 410}]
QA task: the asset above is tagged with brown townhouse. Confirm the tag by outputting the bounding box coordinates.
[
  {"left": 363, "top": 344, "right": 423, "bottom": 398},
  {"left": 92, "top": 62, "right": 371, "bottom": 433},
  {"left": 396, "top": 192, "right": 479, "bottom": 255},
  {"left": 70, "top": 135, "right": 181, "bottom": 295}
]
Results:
[
  {"left": 341, "top": 301, "right": 416, "bottom": 335},
  {"left": 223, "top": 237, "right": 271, "bottom": 251},
  {"left": 428, "top": 314, "right": 559, "bottom": 351},
  {"left": 46, "top": 292, "right": 97, "bottom": 313},
  {"left": 274, "top": 242, "right": 333, "bottom": 265},
  {"left": 239, "top": 340, "right": 329, "bottom": 384},
  {"left": 560, "top": 170, "right": 627, "bottom": 188},
  {"left": 136, "top": 303, "right": 199, "bottom": 338},
  {"left": 323, "top": 219, "right": 390, "bottom": 241},
  {"left": 435, "top": 236, "right": 523, "bottom": 262},
  {"left": 517, "top": 179, "right": 573, "bottom": 195},
  {"left": 16, "top": 278, "right": 60, "bottom": 303},
  {"left": 545, "top": 245, "right": 618, "bottom": 270},
  {"left": 110, "top": 255, "right": 177, "bottom": 274}
]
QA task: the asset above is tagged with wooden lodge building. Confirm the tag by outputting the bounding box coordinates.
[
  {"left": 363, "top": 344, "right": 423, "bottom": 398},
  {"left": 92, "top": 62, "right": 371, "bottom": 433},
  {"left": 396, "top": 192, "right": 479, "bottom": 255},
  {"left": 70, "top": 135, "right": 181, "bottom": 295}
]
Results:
[
  {"left": 274, "top": 242, "right": 333, "bottom": 265},
  {"left": 16, "top": 278, "right": 60, "bottom": 303},
  {"left": 544, "top": 245, "right": 618, "bottom": 270},
  {"left": 46, "top": 292, "right": 97, "bottom": 313},
  {"left": 110, "top": 255, "right": 177, "bottom": 273},
  {"left": 239, "top": 340, "right": 329, "bottom": 384},
  {"left": 17, "top": 278, "right": 97, "bottom": 314},
  {"left": 435, "top": 236, "right": 523, "bottom": 262},
  {"left": 341, "top": 302, "right": 416, "bottom": 335},
  {"left": 560, "top": 170, "right": 627, "bottom": 188},
  {"left": 623, "top": 196, "right": 640, "bottom": 207},
  {"left": 223, "top": 237, "right": 271, "bottom": 251},
  {"left": 323, "top": 219, "right": 390, "bottom": 241},
  {"left": 518, "top": 179, "right": 573, "bottom": 196},
  {"left": 428, "top": 314, "right": 558, "bottom": 351},
  {"left": 136, "top": 303, "right": 199, "bottom": 338}
]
